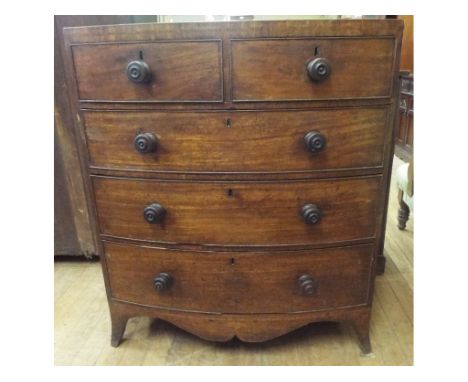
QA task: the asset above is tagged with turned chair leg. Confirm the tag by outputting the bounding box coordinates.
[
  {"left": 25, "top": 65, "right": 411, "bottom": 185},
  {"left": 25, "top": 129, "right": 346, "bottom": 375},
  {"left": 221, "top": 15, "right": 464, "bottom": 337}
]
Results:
[
  {"left": 397, "top": 189, "right": 410, "bottom": 230},
  {"left": 110, "top": 310, "right": 129, "bottom": 347}
]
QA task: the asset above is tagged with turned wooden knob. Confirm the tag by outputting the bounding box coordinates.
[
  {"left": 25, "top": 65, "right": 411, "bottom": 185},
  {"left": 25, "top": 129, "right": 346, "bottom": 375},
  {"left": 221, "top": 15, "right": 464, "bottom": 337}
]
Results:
[
  {"left": 301, "top": 204, "right": 321, "bottom": 225},
  {"left": 153, "top": 272, "right": 172, "bottom": 292},
  {"left": 306, "top": 57, "right": 331, "bottom": 82},
  {"left": 134, "top": 133, "right": 157, "bottom": 153},
  {"left": 304, "top": 131, "right": 326, "bottom": 153},
  {"left": 298, "top": 274, "right": 317, "bottom": 295},
  {"left": 126, "top": 60, "right": 152, "bottom": 83},
  {"left": 143, "top": 203, "right": 166, "bottom": 224}
]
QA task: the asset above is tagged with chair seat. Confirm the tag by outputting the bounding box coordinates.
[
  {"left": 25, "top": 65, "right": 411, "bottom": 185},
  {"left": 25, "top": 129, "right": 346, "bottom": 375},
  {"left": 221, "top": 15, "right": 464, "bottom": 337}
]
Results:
[{"left": 396, "top": 162, "right": 413, "bottom": 211}]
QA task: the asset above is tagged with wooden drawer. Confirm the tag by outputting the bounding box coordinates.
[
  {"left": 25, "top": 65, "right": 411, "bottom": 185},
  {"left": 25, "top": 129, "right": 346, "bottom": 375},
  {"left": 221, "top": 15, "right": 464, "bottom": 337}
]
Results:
[
  {"left": 105, "top": 241, "right": 373, "bottom": 313},
  {"left": 72, "top": 40, "right": 223, "bottom": 102},
  {"left": 93, "top": 176, "right": 381, "bottom": 247},
  {"left": 84, "top": 107, "right": 388, "bottom": 173},
  {"left": 231, "top": 38, "right": 395, "bottom": 101}
]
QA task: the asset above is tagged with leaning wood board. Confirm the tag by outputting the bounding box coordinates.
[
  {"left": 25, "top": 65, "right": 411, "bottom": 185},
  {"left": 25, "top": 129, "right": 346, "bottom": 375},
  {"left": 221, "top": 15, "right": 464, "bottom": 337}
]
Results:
[{"left": 62, "top": 19, "right": 403, "bottom": 353}]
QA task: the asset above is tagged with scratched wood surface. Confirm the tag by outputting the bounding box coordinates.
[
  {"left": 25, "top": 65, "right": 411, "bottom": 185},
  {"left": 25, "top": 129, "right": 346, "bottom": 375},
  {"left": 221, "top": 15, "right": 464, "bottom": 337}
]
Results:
[{"left": 54, "top": 156, "right": 413, "bottom": 365}]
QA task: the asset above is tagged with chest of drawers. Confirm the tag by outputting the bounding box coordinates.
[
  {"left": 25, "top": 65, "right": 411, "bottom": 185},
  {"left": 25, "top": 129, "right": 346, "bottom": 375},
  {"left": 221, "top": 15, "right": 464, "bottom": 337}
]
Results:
[{"left": 62, "top": 19, "right": 403, "bottom": 354}]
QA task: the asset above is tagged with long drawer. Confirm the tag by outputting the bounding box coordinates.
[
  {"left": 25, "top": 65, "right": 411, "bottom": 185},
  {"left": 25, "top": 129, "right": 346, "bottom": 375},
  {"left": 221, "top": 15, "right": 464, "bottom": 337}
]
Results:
[
  {"left": 84, "top": 108, "right": 388, "bottom": 174},
  {"left": 93, "top": 176, "right": 381, "bottom": 246},
  {"left": 105, "top": 241, "right": 373, "bottom": 313}
]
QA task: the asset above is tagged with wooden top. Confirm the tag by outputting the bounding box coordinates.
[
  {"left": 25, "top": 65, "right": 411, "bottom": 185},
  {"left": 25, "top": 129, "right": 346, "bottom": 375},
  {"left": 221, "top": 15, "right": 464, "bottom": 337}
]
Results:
[{"left": 63, "top": 19, "right": 403, "bottom": 44}]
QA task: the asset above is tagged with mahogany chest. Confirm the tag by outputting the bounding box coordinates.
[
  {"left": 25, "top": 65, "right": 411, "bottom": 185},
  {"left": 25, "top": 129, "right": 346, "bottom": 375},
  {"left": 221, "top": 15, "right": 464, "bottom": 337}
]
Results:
[{"left": 62, "top": 19, "right": 403, "bottom": 354}]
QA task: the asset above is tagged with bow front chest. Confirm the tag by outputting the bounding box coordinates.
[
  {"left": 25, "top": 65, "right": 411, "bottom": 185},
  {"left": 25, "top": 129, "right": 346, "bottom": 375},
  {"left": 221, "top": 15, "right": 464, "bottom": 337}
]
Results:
[{"left": 62, "top": 19, "right": 403, "bottom": 353}]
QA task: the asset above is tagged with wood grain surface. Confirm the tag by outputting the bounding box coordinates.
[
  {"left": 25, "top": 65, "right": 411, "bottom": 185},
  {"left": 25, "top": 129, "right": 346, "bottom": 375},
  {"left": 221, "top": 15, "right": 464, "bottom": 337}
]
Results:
[
  {"left": 93, "top": 176, "right": 381, "bottom": 247},
  {"left": 83, "top": 107, "right": 388, "bottom": 173},
  {"left": 63, "top": 19, "right": 404, "bottom": 44},
  {"left": 231, "top": 38, "right": 395, "bottom": 101},
  {"left": 72, "top": 41, "right": 223, "bottom": 102},
  {"left": 105, "top": 241, "right": 373, "bottom": 314}
]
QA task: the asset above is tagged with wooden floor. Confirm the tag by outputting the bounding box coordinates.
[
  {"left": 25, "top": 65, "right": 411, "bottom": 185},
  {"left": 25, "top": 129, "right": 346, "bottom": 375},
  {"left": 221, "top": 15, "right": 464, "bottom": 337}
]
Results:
[{"left": 54, "top": 156, "right": 413, "bottom": 365}]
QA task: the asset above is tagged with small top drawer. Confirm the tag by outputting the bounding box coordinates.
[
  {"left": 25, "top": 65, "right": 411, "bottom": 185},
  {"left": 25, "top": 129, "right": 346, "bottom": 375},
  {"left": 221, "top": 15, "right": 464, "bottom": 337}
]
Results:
[
  {"left": 71, "top": 40, "right": 223, "bottom": 102},
  {"left": 231, "top": 38, "right": 395, "bottom": 101}
]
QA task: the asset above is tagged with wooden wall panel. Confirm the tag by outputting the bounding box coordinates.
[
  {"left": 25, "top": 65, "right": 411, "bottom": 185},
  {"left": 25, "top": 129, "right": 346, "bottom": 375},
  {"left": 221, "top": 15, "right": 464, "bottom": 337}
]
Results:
[{"left": 398, "top": 15, "right": 413, "bottom": 72}]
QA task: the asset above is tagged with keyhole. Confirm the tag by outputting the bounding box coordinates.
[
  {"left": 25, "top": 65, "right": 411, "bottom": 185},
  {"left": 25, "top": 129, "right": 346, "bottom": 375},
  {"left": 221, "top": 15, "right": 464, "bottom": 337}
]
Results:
[
  {"left": 314, "top": 46, "right": 320, "bottom": 56},
  {"left": 225, "top": 118, "right": 231, "bottom": 128},
  {"left": 227, "top": 188, "right": 234, "bottom": 197},
  {"left": 139, "top": 50, "right": 144, "bottom": 59},
  {"left": 230, "top": 258, "right": 235, "bottom": 265}
]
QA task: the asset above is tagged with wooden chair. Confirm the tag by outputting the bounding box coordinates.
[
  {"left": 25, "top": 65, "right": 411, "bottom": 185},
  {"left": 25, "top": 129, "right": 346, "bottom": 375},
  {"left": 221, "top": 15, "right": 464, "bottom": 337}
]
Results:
[{"left": 396, "top": 160, "right": 413, "bottom": 230}]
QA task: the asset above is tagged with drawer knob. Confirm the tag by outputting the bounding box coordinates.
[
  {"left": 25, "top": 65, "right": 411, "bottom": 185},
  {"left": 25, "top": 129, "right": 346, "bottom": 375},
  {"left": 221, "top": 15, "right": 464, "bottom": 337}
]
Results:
[
  {"left": 304, "top": 131, "right": 326, "bottom": 153},
  {"left": 306, "top": 57, "right": 331, "bottom": 82},
  {"left": 301, "top": 204, "right": 321, "bottom": 225},
  {"left": 126, "top": 60, "right": 152, "bottom": 83},
  {"left": 143, "top": 203, "right": 166, "bottom": 224},
  {"left": 134, "top": 133, "right": 157, "bottom": 153},
  {"left": 153, "top": 272, "right": 172, "bottom": 292},
  {"left": 298, "top": 274, "right": 317, "bottom": 295}
]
